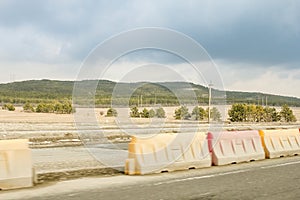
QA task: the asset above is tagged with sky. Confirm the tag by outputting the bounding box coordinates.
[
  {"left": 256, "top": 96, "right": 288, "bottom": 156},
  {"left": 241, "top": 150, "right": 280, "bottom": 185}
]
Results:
[{"left": 0, "top": 0, "right": 299, "bottom": 97}]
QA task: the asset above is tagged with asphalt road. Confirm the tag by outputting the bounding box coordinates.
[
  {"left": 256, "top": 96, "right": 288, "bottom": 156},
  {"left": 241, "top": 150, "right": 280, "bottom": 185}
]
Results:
[{"left": 2, "top": 155, "right": 300, "bottom": 200}]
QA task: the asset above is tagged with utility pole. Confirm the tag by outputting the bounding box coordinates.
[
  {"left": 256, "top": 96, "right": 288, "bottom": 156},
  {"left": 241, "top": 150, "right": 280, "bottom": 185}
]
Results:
[
  {"left": 10, "top": 73, "right": 16, "bottom": 83},
  {"left": 266, "top": 96, "right": 268, "bottom": 107},
  {"left": 208, "top": 82, "right": 213, "bottom": 123}
]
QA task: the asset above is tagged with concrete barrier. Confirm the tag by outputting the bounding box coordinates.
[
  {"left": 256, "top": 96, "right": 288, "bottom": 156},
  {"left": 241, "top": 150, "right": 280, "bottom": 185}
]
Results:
[
  {"left": 259, "top": 129, "right": 300, "bottom": 159},
  {"left": 125, "top": 132, "right": 211, "bottom": 175},
  {"left": 0, "top": 139, "right": 33, "bottom": 190},
  {"left": 208, "top": 130, "right": 265, "bottom": 166}
]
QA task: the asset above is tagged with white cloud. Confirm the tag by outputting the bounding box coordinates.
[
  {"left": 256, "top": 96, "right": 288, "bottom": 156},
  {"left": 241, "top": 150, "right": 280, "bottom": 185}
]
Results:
[
  {"left": 217, "top": 60, "right": 300, "bottom": 97},
  {"left": 98, "top": 59, "right": 224, "bottom": 90},
  {"left": 0, "top": 61, "right": 79, "bottom": 83},
  {"left": 0, "top": 0, "right": 299, "bottom": 98},
  {"left": 0, "top": 26, "right": 73, "bottom": 63}
]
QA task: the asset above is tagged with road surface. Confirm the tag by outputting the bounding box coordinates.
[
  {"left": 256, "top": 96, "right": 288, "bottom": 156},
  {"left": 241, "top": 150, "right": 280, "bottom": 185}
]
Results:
[
  {"left": 32, "top": 145, "right": 127, "bottom": 173},
  {"left": 2, "top": 156, "right": 300, "bottom": 200}
]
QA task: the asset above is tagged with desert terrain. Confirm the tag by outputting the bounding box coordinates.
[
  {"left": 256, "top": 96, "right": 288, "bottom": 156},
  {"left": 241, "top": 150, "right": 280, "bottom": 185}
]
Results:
[{"left": 1, "top": 105, "right": 299, "bottom": 141}]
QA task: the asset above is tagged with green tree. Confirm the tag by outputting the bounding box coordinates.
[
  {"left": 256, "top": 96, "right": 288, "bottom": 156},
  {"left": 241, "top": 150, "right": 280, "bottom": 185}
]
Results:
[
  {"left": 245, "top": 104, "right": 256, "bottom": 122},
  {"left": 174, "top": 106, "right": 190, "bottom": 120},
  {"left": 35, "top": 101, "right": 74, "bottom": 114},
  {"left": 156, "top": 107, "right": 166, "bottom": 118},
  {"left": 255, "top": 105, "right": 264, "bottom": 122},
  {"left": 23, "top": 102, "right": 35, "bottom": 112},
  {"left": 228, "top": 103, "right": 247, "bottom": 122},
  {"left": 61, "top": 101, "right": 73, "bottom": 114},
  {"left": 130, "top": 106, "right": 140, "bottom": 118},
  {"left": 229, "top": 103, "right": 284, "bottom": 123},
  {"left": 208, "top": 107, "right": 222, "bottom": 122},
  {"left": 54, "top": 102, "right": 64, "bottom": 113},
  {"left": 149, "top": 109, "right": 155, "bottom": 118},
  {"left": 106, "top": 107, "right": 118, "bottom": 117},
  {"left": 2, "top": 103, "right": 15, "bottom": 111},
  {"left": 140, "top": 108, "right": 150, "bottom": 118},
  {"left": 280, "top": 104, "right": 297, "bottom": 122},
  {"left": 35, "top": 103, "right": 44, "bottom": 113},
  {"left": 192, "top": 106, "right": 207, "bottom": 120},
  {"left": 264, "top": 107, "right": 280, "bottom": 122},
  {"left": 36, "top": 103, "right": 54, "bottom": 113}
]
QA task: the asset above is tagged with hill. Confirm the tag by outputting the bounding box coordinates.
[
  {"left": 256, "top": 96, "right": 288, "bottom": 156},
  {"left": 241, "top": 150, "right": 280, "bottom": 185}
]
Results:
[{"left": 0, "top": 79, "right": 299, "bottom": 107}]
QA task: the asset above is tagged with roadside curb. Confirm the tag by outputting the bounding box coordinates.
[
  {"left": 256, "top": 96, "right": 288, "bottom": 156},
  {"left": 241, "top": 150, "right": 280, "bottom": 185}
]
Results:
[{"left": 36, "top": 166, "right": 124, "bottom": 183}]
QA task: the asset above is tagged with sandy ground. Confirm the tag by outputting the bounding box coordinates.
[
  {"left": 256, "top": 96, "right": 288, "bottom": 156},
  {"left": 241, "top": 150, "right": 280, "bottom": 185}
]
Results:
[
  {"left": 1, "top": 106, "right": 299, "bottom": 136},
  {"left": 1, "top": 105, "right": 299, "bottom": 122}
]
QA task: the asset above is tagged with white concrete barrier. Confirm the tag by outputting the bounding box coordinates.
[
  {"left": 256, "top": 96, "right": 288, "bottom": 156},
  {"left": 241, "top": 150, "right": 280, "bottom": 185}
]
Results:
[
  {"left": 0, "top": 139, "right": 33, "bottom": 190},
  {"left": 208, "top": 130, "right": 265, "bottom": 166},
  {"left": 259, "top": 129, "right": 300, "bottom": 158},
  {"left": 125, "top": 132, "right": 211, "bottom": 175}
]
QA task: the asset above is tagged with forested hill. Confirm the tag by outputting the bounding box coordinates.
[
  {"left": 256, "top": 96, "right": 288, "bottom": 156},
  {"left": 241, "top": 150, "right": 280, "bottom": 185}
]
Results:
[{"left": 0, "top": 79, "right": 299, "bottom": 107}]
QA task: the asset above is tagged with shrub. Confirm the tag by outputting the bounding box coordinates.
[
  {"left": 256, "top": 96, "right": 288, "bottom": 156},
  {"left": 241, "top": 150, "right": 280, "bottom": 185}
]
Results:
[
  {"left": 61, "top": 101, "right": 73, "bottom": 114},
  {"left": 264, "top": 107, "right": 281, "bottom": 122},
  {"left": 156, "top": 107, "right": 166, "bottom": 118},
  {"left": 23, "top": 102, "right": 35, "bottom": 112},
  {"left": 192, "top": 106, "right": 207, "bottom": 120},
  {"left": 106, "top": 108, "right": 118, "bottom": 117},
  {"left": 36, "top": 103, "right": 54, "bottom": 113},
  {"left": 208, "top": 107, "right": 222, "bottom": 122},
  {"left": 149, "top": 109, "right": 155, "bottom": 118},
  {"left": 2, "top": 103, "right": 15, "bottom": 111},
  {"left": 35, "top": 101, "right": 74, "bottom": 114},
  {"left": 140, "top": 108, "right": 150, "bottom": 118},
  {"left": 280, "top": 104, "right": 297, "bottom": 122},
  {"left": 228, "top": 103, "right": 247, "bottom": 122},
  {"left": 130, "top": 106, "right": 140, "bottom": 118},
  {"left": 174, "top": 106, "right": 190, "bottom": 120}
]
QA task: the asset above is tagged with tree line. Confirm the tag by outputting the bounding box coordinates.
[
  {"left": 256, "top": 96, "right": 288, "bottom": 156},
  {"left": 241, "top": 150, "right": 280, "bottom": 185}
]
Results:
[
  {"left": 130, "top": 107, "right": 166, "bottom": 118},
  {"left": 105, "top": 107, "right": 166, "bottom": 118},
  {"left": 2, "top": 100, "right": 297, "bottom": 122},
  {"left": 174, "top": 106, "right": 221, "bottom": 121},
  {"left": 104, "top": 106, "right": 222, "bottom": 121},
  {"left": 1, "top": 101, "right": 74, "bottom": 114},
  {"left": 228, "top": 103, "right": 297, "bottom": 122},
  {"left": 23, "top": 101, "right": 74, "bottom": 114}
]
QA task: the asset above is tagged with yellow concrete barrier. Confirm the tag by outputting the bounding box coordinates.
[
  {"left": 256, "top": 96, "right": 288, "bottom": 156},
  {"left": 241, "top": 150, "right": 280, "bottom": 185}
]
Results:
[
  {"left": 208, "top": 130, "right": 265, "bottom": 166},
  {"left": 259, "top": 129, "right": 300, "bottom": 159},
  {"left": 0, "top": 139, "right": 33, "bottom": 190},
  {"left": 125, "top": 132, "right": 211, "bottom": 175}
]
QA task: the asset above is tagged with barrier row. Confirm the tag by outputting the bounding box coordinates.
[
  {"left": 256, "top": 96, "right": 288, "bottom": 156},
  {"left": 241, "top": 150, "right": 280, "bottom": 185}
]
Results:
[
  {"left": 1, "top": 130, "right": 300, "bottom": 187},
  {"left": 125, "top": 132, "right": 211, "bottom": 175},
  {"left": 0, "top": 139, "right": 34, "bottom": 190},
  {"left": 125, "top": 129, "right": 300, "bottom": 175}
]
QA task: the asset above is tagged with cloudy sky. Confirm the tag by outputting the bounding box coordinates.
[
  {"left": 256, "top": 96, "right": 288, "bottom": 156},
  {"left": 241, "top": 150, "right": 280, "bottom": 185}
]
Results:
[{"left": 0, "top": 0, "right": 299, "bottom": 97}]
